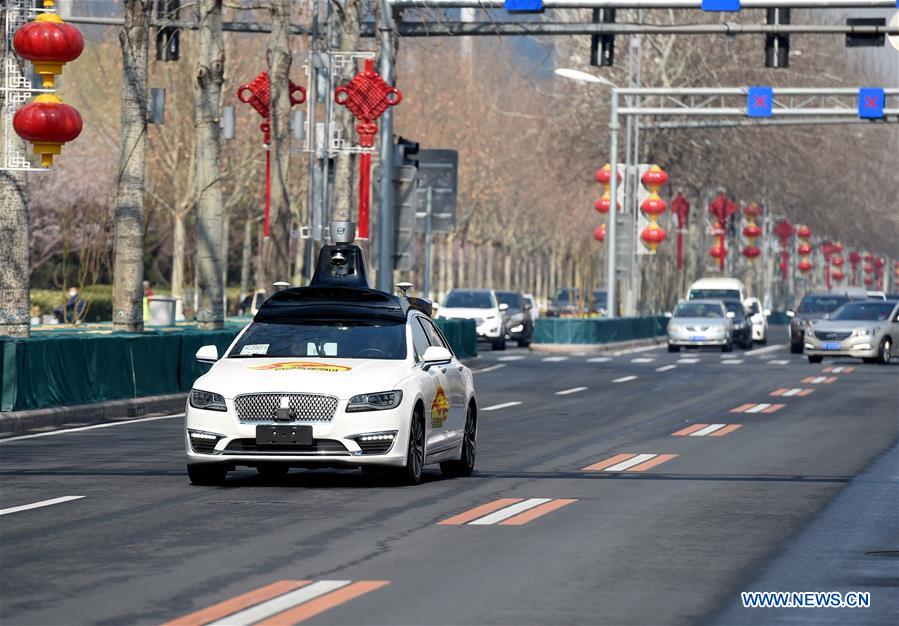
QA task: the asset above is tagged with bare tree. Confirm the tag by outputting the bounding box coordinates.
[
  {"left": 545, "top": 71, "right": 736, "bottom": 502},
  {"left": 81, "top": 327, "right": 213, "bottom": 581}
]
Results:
[
  {"left": 194, "top": 0, "right": 226, "bottom": 329},
  {"left": 112, "top": 0, "right": 150, "bottom": 332}
]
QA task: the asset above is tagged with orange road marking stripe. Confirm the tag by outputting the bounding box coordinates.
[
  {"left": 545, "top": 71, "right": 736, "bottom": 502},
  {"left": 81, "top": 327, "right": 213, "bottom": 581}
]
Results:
[
  {"left": 161, "top": 580, "right": 310, "bottom": 626},
  {"left": 823, "top": 367, "right": 833, "bottom": 372},
  {"left": 582, "top": 453, "right": 635, "bottom": 471},
  {"left": 256, "top": 580, "right": 389, "bottom": 626},
  {"left": 627, "top": 454, "right": 678, "bottom": 472},
  {"left": 761, "top": 403, "right": 785, "bottom": 414},
  {"left": 798, "top": 389, "right": 814, "bottom": 397},
  {"left": 709, "top": 424, "right": 742, "bottom": 437},
  {"left": 801, "top": 376, "right": 814, "bottom": 383},
  {"left": 770, "top": 388, "right": 787, "bottom": 396},
  {"left": 671, "top": 424, "right": 709, "bottom": 436},
  {"left": 731, "top": 403, "right": 755, "bottom": 413},
  {"left": 499, "top": 499, "right": 578, "bottom": 526},
  {"left": 825, "top": 377, "right": 837, "bottom": 384},
  {"left": 437, "top": 498, "right": 523, "bottom": 525},
  {"left": 843, "top": 367, "right": 855, "bottom": 373}
]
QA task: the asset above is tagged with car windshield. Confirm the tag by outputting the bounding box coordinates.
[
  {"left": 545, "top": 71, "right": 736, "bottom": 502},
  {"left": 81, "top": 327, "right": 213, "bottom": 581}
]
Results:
[
  {"left": 674, "top": 302, "right": 724, "bottom": 318},
  {"left": 722, "top": 301, "right": 746, "bottom": 318},
  {"left": 229, "top": 320, "right": 407, "bottom": 360},
  {"left": 829, "top": 302, "right": 895, "bottom": 322},
  {"left": 495, "top": 292, "right": 523, "bottom": 310},
  {"left": 747, "top": 301, "right": 761, "bottom": 315},
  {"left": 797, "top": 295, "right": 849, "bottom": 314},
  {"left": 554, "top": 289, "right": 576, "bottom": 304},
  {"left": 592, "top": 291, "right": 608, "bottom": 306},
  {"left": 689, "top": 288, "right": 741, "bottom": 300},
  {"left": 443, "top": 291, "right": 494, "bottom": 309}
]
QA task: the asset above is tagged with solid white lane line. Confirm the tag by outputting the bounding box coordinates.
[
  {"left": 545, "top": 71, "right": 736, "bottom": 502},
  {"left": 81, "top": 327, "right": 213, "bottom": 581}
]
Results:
[
  {"left": 208, "top": 580, "right": 351, "bottom": 626},
  {"left": 782, "top": 388, "right": 801, "bottom": 397},
  {"left": 656, "top": 364, "right": 677, "bottom": 372},
  {"left": 0, "top": 496, "right": 85, "bottom": 516},
  {"left": 541, "top": 356, "right": 569, "bottom": 362},
  {"left": 612, "top": 375, "right": 637, "bottom": 383},
  {"left": 745, "top": 344, "right": 786, "bottom": 356},
  {"left": 468, "top": 498, "right": 551, "bottom": 525},
  {"left": 610, "top": 344, "right": 665, "bottom": 356},
  {"left": 555, "top": 387, "right": 588, "bottom": 396},
  {"left": 497, "top": 355, "right": 525, "bottom": 362},
  {"left": 769, "top": 359, "right": 789, "bottom": 365},
  {"left": 690, "top": 424, "right": 726, "bottom": 437},
  {"left": 472, "top": 364, "right": 506, "bottom": 374},
  {"left": 631, "top": 357, "right": 655, "bottom": 363},
  {"left": 745, "top": 403, "right": 771, "bottom": 414},
  {"left": 677, "top": 358, "right": 699, "bottom": 364},
  {"left": 722, "top": 359, "right": 744, "bottom": 364},
  {"left": 605, "top": 453, "right": 656, "bottom": 472},
  {"left": 482, "top": 401, "right": 522, "bottom": 411},
  {"left": 0, "top": 414, "right": 183, "bottom": 443},
  {"left": 587, "top": 357, "right": 611, "bottom": 363}
]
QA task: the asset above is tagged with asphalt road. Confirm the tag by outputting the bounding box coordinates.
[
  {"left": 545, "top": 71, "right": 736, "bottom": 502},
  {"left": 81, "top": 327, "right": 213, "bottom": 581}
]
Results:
[{"left": 2, "top": 327, "right": 897, "bottom": 626}]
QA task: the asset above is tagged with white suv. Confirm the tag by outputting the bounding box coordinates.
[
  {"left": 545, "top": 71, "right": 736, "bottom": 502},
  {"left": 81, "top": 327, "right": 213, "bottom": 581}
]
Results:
[{"left": 437, "top": 289, "right": 508, "bottom": 350}]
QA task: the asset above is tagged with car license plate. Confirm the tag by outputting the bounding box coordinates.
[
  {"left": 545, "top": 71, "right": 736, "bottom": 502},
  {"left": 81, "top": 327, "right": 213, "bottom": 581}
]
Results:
[
  {"left": 256, "top": 425, "right": 313, "bottom": 446},
  {"left": 689, "top": 335, "right": 705, "bottom": 341},
  {"left": 822, "top": 341, "right": 841, "bottom": 350}
]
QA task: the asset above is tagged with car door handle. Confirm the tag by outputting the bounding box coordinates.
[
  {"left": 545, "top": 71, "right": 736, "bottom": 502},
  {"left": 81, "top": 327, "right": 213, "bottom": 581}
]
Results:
[
  {"left": 457, "top": 366, "right": 464, "bottom": 371},
  {"left": 440, "top": 367, "right": 448, "bottom": 374}
]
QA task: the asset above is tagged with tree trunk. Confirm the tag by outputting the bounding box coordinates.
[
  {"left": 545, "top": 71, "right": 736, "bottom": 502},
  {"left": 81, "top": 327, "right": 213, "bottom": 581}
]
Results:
[
  {"left": 261, "top": 0, "right": 292, "bottom": 288},
  {"left": 458, "top": 239, "right": 466, "bottom": 287},
  {"left": 171, "top": 211, "right": 186, "bottom": 299},
  {"left": 112, "top": 0, "right": 149, "bottom": 332},
  {"left": 240, "top": 217, "right": 253, "bottom": 301},
  {"left": 331, "top": 0, "right": 364, "bottom": 224}
]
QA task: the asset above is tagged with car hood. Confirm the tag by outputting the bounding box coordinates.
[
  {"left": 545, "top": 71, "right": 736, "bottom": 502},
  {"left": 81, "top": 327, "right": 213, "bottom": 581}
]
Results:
[
  {"left": 811, "top": 320, "right": 882, "bottom": 332},
  {"left": 439, "top": 307, "right": 495, "bottom": 319},
  {"left": 670, "top": 317, "right": 729, "bottom": 327},
  {"left": 195, "top": 357, "right": 414, "bottom": 400},
  {"left": 794, "top": 312, "right": 830, "bottom": 323}
]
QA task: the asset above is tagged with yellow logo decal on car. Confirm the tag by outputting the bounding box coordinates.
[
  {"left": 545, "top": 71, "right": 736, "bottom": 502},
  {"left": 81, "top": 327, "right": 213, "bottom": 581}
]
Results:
[
  {"left": 431, "top": 386, "right": 450, "bottom": 428},
  {"left": 249, "top": 361, "right": 352, "bottom": 372}
]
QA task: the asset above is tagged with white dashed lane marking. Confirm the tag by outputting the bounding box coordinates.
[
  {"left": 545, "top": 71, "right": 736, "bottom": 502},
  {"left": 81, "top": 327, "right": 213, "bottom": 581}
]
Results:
[
  {"left": 677, "top": 358, "right": 699, "bottom": 364},
  {"left": 482, "top": 401, "right": 523, "bottom": 411},
  {"left": 541, "top": 356, "right": 569, "bottom": 362},
  {"left": 0, "top": 496, "right": 85, "bottom": 516},
  {"left": 587, "top": 357, "right": 611, "bottom": 363},
  {"left": 722, "top": 359, "right": 744, "bottom": 364},
  {"left": 555, "top": 387, "right": 588, "bottom": 396},
  {"left": 612, "top": 375, "right": 638, "bottom": 383},
  {"left": 769, "top": 359, "right": 790, "bottom": 365},
  {"left": 631, "top": 357, "right": 655, "bottom": 363},
  {"left": 497, "top": 355, "right": 525, "bottom": 362},
  {"left": 472, "top": 364, "right": 506, "bottom": 374},
  {"left": 744, "top": 344, "right": 787, "bottom": 356},
  {"left": 656, "top": 364, "right": 677, "bottom": 372}
]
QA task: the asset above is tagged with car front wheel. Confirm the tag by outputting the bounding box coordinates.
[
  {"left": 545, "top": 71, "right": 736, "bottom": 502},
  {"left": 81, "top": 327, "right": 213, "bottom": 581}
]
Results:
[
  {"left": 877, "top": 337, "right": 893, "bottom": 365},
  {"left": 808, "top": 355, "right": 823, "bottom": 364},
  {"left": 397, "top": 405, "right": 425, "bottom": 485},
  {"left": 667, "top": 343, "right": 680, "bottom": 353},
  {"left": 188, "top": 464, "right": 228, "bottom": 486},
  {"left": 441, "top": 404, "right": 476, "bottom": 478}
]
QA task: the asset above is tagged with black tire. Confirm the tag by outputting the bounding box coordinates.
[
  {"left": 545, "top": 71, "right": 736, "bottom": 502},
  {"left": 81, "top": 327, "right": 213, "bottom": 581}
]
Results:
[
  {"left": 790, "top": 341, "right": 803, "bottom": 354},
  {"left": 517, "top": 338, "right": 531, "bottom": 348},
  {"left": 397, "top": 405, "right": 425, "bottom": 485},
  {"left": 741, "top": 336, "right": 753, "bottom": 350},
  {"left": 667, "top": 343, "right": 680, "bottom": 353},
  {"left": 257, "top": 464, "right": 289, "bottom": 479},
  {"left": 722, "top": 340, "right": 733, "bottom": 353},
  {"left": 441, "top": 404, "right": 477, "bottom": 478},
  {"left": 808, "top": 355, "right": 823, "bottom": 364},
  {"left": 863, "top": 357, "right": 877, "bottom": 364},
  {"left": 187, "top": 464, "right": 227, "bottom": 486},
  {"left": 758, "top": 335, "right": 767, "bottom": 345},
  {"left": 492, "top": 337, "right": 506, "bottom": 351},
  {"left": 877, "top": 337, "right": 893, "bottom": 365}
]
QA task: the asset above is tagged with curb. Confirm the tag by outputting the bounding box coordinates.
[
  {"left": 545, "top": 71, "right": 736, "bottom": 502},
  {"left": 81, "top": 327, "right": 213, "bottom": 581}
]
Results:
[
  {"left": 529, "top": 337, "right": 665, "bottom": 354},
  {"left": 0, "top": 393, "right": 187, "bottom": 437}
]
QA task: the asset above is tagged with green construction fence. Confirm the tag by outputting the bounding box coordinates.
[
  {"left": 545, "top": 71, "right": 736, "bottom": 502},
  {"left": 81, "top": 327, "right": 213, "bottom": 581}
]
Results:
[
  {"left": 0, "top": 318, "right": 477, "bottom": 412},
  {"left": 533, "top": 316, "right": 668, "bottom": 345}
]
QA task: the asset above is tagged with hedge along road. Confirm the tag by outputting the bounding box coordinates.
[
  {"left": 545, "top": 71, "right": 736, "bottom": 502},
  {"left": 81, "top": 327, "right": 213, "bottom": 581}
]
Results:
[{"left": 1, "top": 337, "right": 897, "bottom": 625}]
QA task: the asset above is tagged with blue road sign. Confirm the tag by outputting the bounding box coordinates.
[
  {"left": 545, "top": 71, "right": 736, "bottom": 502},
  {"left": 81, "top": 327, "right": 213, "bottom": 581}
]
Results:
[
  {"left": 747, "top": 87, "right": 774, "bottom": 117},
  {"left": 858, "top": 87, "right": 885, "bottom": 119},
  {"left": 701, "top": 0, "right": 741, "bottom": 10},
  {"left": 504, "top": 0, "right": 544, "bottom": 11}
]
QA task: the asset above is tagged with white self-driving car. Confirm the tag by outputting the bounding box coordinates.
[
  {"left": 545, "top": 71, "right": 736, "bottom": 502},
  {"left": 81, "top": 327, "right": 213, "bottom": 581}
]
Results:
[{"left": 186, "top": 225, "right": 477, "bottom": 486}]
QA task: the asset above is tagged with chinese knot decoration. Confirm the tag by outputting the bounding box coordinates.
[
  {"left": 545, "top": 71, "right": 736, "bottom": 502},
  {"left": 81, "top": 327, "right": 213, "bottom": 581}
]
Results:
[
  {"left": 773, "top": 219, "right": 794, "bottom": 280},
  {"left": 741, "top": 202, "right": 763, "bottom": 262},
  {"left": 848, "top": 251, "right": 861, "bottom": 285},
  {"left": 237, "top": 71, "right": 306, "bottom": 236},
  {"left": 12, "top": 0, "right": 84, "bottom": 167},
  {"left": 335, "top": 58, "right": 402, "bottom": 239},
  {"left": 639, "top": 165, "right": 669, "bottom": 252},
  {"left": 593, "top": 163, "right": 621, "bottom": 245},
  {"left": 796, "top": 225, "right": 812, "bottom": 274},
  {"left": 671, "top": 193, "right": 690, "bottom": 271},
  {"left": 708, "top": 193, "right": 737, "bottom": 271}
]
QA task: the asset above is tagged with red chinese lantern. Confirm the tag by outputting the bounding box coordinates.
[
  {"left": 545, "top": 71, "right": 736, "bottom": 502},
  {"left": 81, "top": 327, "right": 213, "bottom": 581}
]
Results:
[
  {"left": 639, "top": 165, "right": 668, "bottom": 252},
  {"left": 13, "top": 94, "right": 82, "bottom": 167},
  {"left": 832, "top": 255, "right": 844, "bottom": 267},
  {"left": 796, "top": 225, "right": 811, "bottom": 239},
  {"left": 640, "top": 195, "right": 667, "bottom": 216},
  {"left": 13, "top": 6, "right": 84, "bottom": 89},
  {"left": 594, "top": 196, "right": 617, "bottom": 214},
  {"left": 593, "top": 223, "right": 606, "bottom": 242},
  {"left": 798, "top": 260, "right": 813, "bottom": 273},
  {"left": 671, "top": 193, "right": 690, "bottom": 271},
  {"left": 773, "top": 219, "right": 794, "bottom": 280},
  {"left": 595, "top": 163, "right": 622, "bottom": 186},
  {"left": 641, "top": 225, "right": 667, "bottom": 251},
  {"left": 741, "top": 203, "right": 763, "bottom": 263},
  {"left": 742, "top": 245, "right": 761, "bottom": 260},
  {"left": 593, "top": 163, "right": 621, "bottom": 246},
  {"left": 832, "top": 269, "right": 845, "bottom": 283},
  {"left": 798, "top": 243, "right": 812, "bottom": 256},
  {"left": 796, "top": 224, "right": 812, "bottom": 274},
  {"left": 864, "top": 276, "right": 874, "bottom": 286},
  {"left": 640, "top": 165, "right": 669, "bottom": 193},
  {"left": 742, "top": 223, "right": 762, "bottom": 239},
  {"left": 833, "top": 242, "right": 844, "bottom": 254},
  {"left": 709, "top": 244, "right": 727, "bottom": 260}
]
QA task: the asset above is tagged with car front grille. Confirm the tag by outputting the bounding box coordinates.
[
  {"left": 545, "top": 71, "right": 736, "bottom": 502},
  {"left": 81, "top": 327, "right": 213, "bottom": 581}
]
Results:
[
  {"left": 686, "top": 325, "right": 710, "bottom": 332},
  {"left": 189, "top": 437, "right": 218, "bottom": 454},
  {"left": 234, "top": 393, "right": 338, "bottom": 422},
  {"left": 814, "top": 331, "right": 852, "bottom": 341},
  {"left": 223, "top": 438, "right": 349, "bottom": 455},
  {"left": 356, "top": 440, "right": 394, "bottom": 455}
]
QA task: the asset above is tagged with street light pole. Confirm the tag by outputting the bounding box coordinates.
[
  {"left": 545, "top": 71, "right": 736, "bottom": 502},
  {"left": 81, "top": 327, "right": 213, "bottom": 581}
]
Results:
[{"left": 608, "top": 90, "right": 620, "bottom": 318}]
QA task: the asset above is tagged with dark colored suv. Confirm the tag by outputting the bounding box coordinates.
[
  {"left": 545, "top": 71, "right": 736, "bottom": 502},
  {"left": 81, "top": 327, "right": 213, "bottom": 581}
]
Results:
[
  {"left": 495, "top": 291, "right": 534, "bottom": 347},
  {"left": 789, "top": 293, "right": 853, "bottom": 353}
]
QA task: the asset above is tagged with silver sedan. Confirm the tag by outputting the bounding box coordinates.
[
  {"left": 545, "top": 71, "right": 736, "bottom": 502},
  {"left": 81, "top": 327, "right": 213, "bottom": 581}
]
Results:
[
  {"left": 805, "top": 300, "right": 899, "bottom": 365},
  {"left": 667, "top": 299, "right": 733, "bottom": 352}
]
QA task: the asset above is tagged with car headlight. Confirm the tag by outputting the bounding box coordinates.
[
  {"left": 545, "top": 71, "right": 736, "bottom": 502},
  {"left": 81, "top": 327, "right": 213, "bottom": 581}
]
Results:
[
  {"left": 190, "top": 389, "right": 227, "bottom": 412},
  {"left": 668, "top": 324, "right": 683, "bottom": 332},
  {"left": 346, "top": 390, "right": 403, "bottom": 412},
  {"left": 851, "top": 327, "right": 878, "bottom": 337},
  {"left": 509, "top": 312, "right": 525, "bottom": 323}
]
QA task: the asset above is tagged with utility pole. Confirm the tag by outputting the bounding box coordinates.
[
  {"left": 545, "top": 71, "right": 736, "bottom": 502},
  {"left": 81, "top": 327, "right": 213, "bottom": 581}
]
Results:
[{"left": 376, "top": 0, "right": 396, "bottom": 292}]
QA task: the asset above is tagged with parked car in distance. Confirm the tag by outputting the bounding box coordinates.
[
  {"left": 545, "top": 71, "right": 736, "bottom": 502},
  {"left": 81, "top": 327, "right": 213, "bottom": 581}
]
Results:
[
  {"left": 722, "top": 300, "right": 753, "bottom": 349},
  {"left": 667, "top": 299, "right": 733, "bottom": 352},
  {"left": 591, "top": 289, "right": 608, "bottom": 316},
  {"left": 495, "top": 290, "right": 534, "bottom": 348},
  {"left": 804, "top": 300, "right": 898, "bottom": 365},
  {"left": 547, "top": 288, "right": 581, "bottom": 317},
  {"left": 789, "top": 292, "right": 853, "bottom": 353},
  {"left": 867, "top": 291, "right": 887, "bottom": 300},
  {"left": 438, "top": 289, "right": 508, "bottom": 350},
  {"left": 687, "top": 277, "right": 747, "bottom": 304},
  {"left": 744, "top": 297, "right": 768, "bottom": 344},
  {"left": 523, "top": 293, "right": 539, "bottom": 321}
]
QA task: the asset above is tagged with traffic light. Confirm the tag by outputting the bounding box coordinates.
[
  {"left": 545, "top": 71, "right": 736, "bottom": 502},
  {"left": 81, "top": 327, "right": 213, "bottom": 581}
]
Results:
[
  {"left": 765, "top": 8, "right": 790, "bottom": 68},
  {"left": 155, "top": 0, "right": 180, "bottom": 62},
  {"left": 590, "top": 9, "right": 616, "bottom": 67}
]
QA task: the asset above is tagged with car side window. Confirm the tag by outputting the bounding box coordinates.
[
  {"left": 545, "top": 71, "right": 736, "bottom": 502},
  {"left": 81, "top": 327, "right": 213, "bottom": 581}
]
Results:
[
  {"left": 410, "top": 317, "right": 431, "bottom": 361},
  {"left": 420, "top": 318, "right": 453, "bottom": 354}
]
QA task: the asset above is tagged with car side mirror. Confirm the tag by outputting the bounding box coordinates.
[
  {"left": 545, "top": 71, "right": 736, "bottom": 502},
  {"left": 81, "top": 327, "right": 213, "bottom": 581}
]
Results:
[
  {"left": 664, "top": 311, "right": 673, "bottom": 318},
  {"left": 498, "top": 303, "right": 509, "bottom": 312},
  {"left": 196, "top": 345, "right": 219, "bottom": 364},
  {"left": 524, "top": 303, "right": 532, "bottom": 311},
  {"left": 822, "top": 313, "right": 830, "bottom": 320},
  {"left": 786, "top": 310, "right": 795, "bottom": 318},
  {"left": 763, "top": 308, "right": 771, "bottom": 317},
  {"left": 726, "top": 311, "right": 735, "bottom": 319},
  {"left": 421, "top": 345, "right": 452, "bottom": 365}
]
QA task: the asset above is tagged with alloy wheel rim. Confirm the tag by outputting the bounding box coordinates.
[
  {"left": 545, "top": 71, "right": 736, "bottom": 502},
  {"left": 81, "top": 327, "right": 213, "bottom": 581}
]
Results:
[
  {"left": 463, "top": 410, "right": 476, "bottom": 466},
  {"left": 411, "top": 412, "right": 424, "bottom": 475}
]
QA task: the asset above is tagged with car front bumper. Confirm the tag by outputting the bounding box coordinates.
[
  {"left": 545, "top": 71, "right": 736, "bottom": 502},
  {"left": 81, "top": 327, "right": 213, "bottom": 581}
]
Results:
[
  {"left": 751, "top": 324, "right": 766, "bottom": 340},
  {"left": 185, "top": 400, "right": 412, "bottom": 467},
  {"left": 804, "top": 336, "right": 879, "bottom": 358},
  {"left": 667, "top": 329, "right": 730, "bottom": 346}
]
